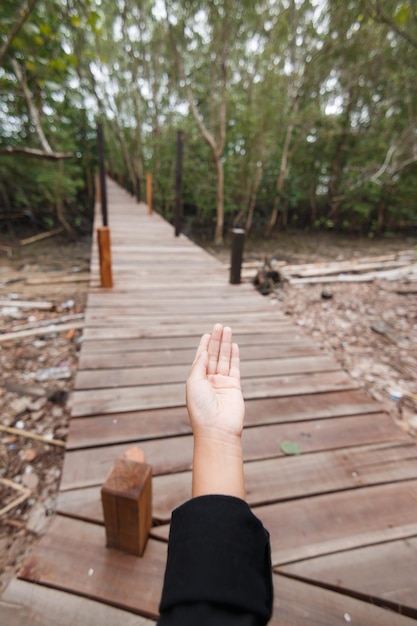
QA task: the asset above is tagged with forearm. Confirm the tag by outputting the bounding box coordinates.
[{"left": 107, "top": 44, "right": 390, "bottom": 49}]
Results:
[{"left": 192, "top": 435, "right": 246, "bottom": 500}]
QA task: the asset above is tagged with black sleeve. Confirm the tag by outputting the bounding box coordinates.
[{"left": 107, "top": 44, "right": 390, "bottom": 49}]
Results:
[{"left": 157, "top": 495, "right": 273, "bottom": 625}]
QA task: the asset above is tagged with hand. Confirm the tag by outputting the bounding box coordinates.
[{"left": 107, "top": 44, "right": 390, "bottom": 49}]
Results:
[{"left": 186, "top": 324, "right": 245, "bottom": 444}]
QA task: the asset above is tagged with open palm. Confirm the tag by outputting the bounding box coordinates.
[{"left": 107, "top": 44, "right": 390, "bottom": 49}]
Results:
[{"left": 186, "top": 325, "right": 245, "bottom": 441}]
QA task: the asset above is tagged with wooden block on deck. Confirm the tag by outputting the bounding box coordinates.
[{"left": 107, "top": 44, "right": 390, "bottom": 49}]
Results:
[{"left": 101, "top": 452, "right": 152, "bottom": 557}]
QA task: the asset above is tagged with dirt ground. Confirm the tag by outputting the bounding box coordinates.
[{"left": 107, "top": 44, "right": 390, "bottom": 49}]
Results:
[
  {"left": 0, "top": 234, "right": 91, "bottom": 593},
  {"left": 1, "top": 229, "right": 417, "bottom": 595}
]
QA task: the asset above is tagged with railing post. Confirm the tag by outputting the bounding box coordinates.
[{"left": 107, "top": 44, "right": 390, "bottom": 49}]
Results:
[
  {"left": 97, "top": 226, "right": 113, "bottom": 289},
  {"left": 230, "top": 228, "right": 245, "bottom": 285},
  {"left": 175, "top": 130, "right": 184, "bottom": 237},
  {"left": 97, "top": 122, "right": 108, "bottom": 227},
  {"left": 146, "top": 172, "right": 153, "bottom": 215},
  {"left": 96, "top": 121, "right": 113, "bottom": 289}
]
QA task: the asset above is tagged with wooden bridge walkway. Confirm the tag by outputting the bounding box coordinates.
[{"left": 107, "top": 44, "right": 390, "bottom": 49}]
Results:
[{"left": 2, "top": 179, "right": 417, "bottom": 624}]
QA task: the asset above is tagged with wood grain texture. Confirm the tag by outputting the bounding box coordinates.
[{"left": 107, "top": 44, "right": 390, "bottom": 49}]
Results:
[
  {"left": 270, "top": 575, "right": 417, "bottom": 625},
  {"left": 16, "top": 179, "right": 417, "bottom": 623},
  {"left": 18, "top": 516, "right": 165, "bottom": 620},
  {"left": 0, "top": 579, "right": 155, "bottom": 626},
  {"left": 279, "top": 537, "right": 417, "bottom": 618},
  {"left": 66, "top": 391, "right": 383, "bottom": 450},
  {"left": 70, "top": 370, "right": 357, "bottom": 417},
  {"left": 61, "top": 413, "right": 407, "bottom": 490}
]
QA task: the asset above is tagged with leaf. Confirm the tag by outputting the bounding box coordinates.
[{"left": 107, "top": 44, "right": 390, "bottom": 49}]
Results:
[
  {"left": 395, "top": 2, "right": 411, "bottom": 26},
  {"left": 71, "top": 15, "right": 81, "bottom": 28},
  {"left": 280, "top": 441, "right": 301, "bottom": 456}
]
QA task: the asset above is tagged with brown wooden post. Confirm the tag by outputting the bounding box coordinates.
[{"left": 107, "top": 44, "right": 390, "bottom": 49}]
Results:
[
  {"left": 97, "top": 226, "right": 113, "bottom": 289},
  {"left": 146, "top": 172, "right": 153, "bottom": 215},
  {"left": 95, "top": 173, "right": 101, "bottom": 203},
  {"left": 230, "top": 228, "right": 245, "bottom": 285},
  {"left": 97, "top": 122, "right": 108, "bottom": 227},
  {"left": 101, "top": 448, "right": 152, "bottom": 557}
]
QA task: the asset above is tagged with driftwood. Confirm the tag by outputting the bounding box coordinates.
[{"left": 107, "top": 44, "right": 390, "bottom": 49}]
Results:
[
  {"left": 254, "top": 257, "right": 280, "bottom": 295},
  {"left": 20, "top": 227, "right": 64, "bottom": 246},
  {"left": 0, "top": 299, "right": 53, "bottom": 310},
  {"left": 11, "top": 312, "right": 84, "bottom": 332},
  {"left": 0, "top": 320, "right": 84, "bottom": 343},
  {"left": 0, "top": 425, "right": 65, "bottom": 448},
  {"left": 26, "top": 273, "right": 90, "bottom": 285},
  {"left": 285, "top": 263, "right": 417, "bottom": 285},
  {"left": 0, "top": 478, "right": 32, "bottom": 517}
]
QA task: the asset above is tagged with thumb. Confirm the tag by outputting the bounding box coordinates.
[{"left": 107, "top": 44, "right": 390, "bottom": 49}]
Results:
[{"left": 188, "top": 348, "right": 209, "bottom": 382}]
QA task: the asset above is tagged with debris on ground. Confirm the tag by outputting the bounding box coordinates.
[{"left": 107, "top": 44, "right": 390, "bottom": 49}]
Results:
[{"left": 0, "top": 235, "right": 90, "bottom": 593}]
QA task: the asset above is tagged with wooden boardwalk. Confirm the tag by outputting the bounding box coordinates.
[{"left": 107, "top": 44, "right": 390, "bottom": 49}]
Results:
[{"left": 3, "top": 179, "right": 417, "bottom": 624}]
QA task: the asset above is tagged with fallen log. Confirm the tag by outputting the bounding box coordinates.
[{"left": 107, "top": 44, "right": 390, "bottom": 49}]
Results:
[
  {"left": 287, "top": 263, "right": 417, "bottom": 285},
  {"left": 281, "top": 259, "right": 413, "bottom": 279},
  {"left": 20, "top": 227, "right": 64, "bottom": 246}
]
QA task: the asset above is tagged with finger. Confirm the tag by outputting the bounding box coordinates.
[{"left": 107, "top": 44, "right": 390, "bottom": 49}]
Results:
[
  {"left": 229, "top": 342, "right": 241, "bottom": 381},
  {"left": 217, "top": 325, "right": 232, "bottom": 375},
  {"left": 207, "top": 323, "right": 223, "bottom": 375}
]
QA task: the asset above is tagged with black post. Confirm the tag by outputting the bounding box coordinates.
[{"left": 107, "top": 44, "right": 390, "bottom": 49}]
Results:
[
  {"left": 174, "top": 130, "right": 184, "bottom": 237},
  {"left": 97, "top": 121, "right": 108, "bottom": 227},
  {"left": 230, "top": 228, "right": 245, "bottom": 285}
]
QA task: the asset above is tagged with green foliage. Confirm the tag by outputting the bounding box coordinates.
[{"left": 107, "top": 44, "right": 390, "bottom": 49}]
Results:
[{"left": 1, "top": 0, "right": 417, "bottom": 239}]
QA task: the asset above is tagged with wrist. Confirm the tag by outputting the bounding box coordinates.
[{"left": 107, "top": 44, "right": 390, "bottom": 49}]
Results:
[
  {"left": 192, "top": 426, "right": 243, "bottom": 448},
  {"left": 192, "top": 436, "right": 245, "bottom": 500}
]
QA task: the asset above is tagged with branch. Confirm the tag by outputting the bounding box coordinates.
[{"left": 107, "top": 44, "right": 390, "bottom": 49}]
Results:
[
  {"left": 0, "top": 0, "right": 39, "bottom": 65},
  {"left": 367, "top": 0, "right": 417, "bottom": 49},
  {"left": 370, "top": 144, "right": 396, "bottom": 184},
  {"left": 218, "top": 6, "right": 229, "bottom": 155},
  {"left": 0, "top": 146, "right": 73, "bottom": 160},
  {"left": 11, "top": 57, "right": 53, "bottom": 154},
  {"left": 164, "top": 1, "right": 218, "bottom": 156}
]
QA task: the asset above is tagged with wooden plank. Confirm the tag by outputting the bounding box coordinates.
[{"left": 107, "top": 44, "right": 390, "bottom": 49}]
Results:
[
  {"left": 18, "top": 516, "right": 165, "bottom": 620},
  {"left": 70, "top": 370, "right": 357, "bottom": 417},
  {"left": 75, "top": 355, "right": 339, "bottom": 390},
  {"left": 79, "top": 330, "right": 312, "bottom": 352},
  {"left": 66, "top": 390, "right": 383, "bottom": 450},
  {"left": 61, "top": 414, "right": 407, "bottom": 491},
  {"left": 82, "top": 320, "right": 293, "bottom": 340},
  {"left": 279, "top": 537, "right": 417, "bottom": 618},
  {"left": 84, "top": 311, "right": 285, "bottom": 325},
  {"left": 58, "top": 443, "right": 417, "bottom": 524},
  {"left": 270, "top": 574, "right": 417, "bottom": 625},
  {"left": 78, "top": 342, "right": 322, "bottom": 370},
  {"left": 259, "top": 480, "right": 417, "bottom": 566},
  {"left": 0, "top": 579, "right": 154, "bottom": 626},
  {"left": 150, "top": 442, "right": 417, "bottom": 522}
]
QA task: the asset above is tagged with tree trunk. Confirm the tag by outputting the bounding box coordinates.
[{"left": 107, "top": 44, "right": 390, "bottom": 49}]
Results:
[
  {"left": 266, "top": 122, "right": 294, "bottom": 236},
  {"left": 56, "top": 160, "right": 74, "bottom": 237},
  {"left": 327, "top": 89, "right": 355, "bottom": 228},
  {"left": 11, "top": 58, "right": 53, "bottom": 155},
  {"left": 214, "top": 154, "right": 224, "bottom": 245},
  {"left": 309, "top": 184, "right": 317, "bottom": 228},
  {"left": 246, "top": 163, "right": 263, "bottom": 233},
  {"left": 0, "top": 0, "right": 39, "bottom": 64}
]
